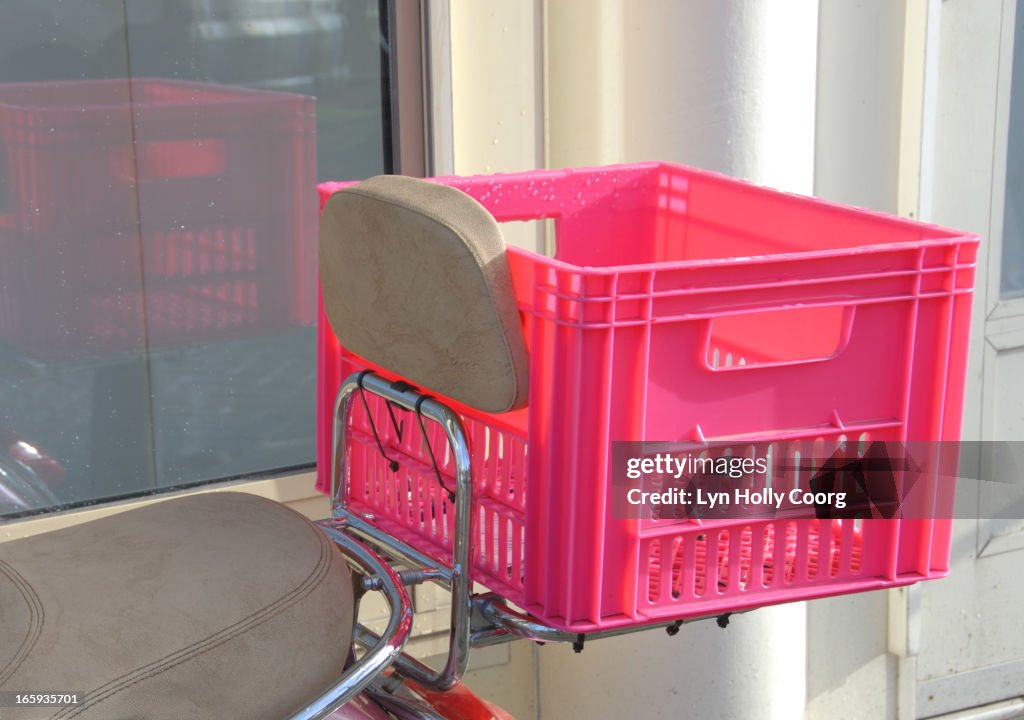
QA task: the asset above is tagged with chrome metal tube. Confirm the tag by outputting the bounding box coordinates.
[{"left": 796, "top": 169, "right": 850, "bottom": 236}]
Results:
[
  {"left": 331, "top": 371, "right": 475, "bottom": 691},
  {"left": 363, "top": 567, "right": 448, "bottom": 592},
  {"left": 352, "top": 625, "right": 452, "bottom": 690},
  {"left": 333, "top": 508, "right": 453, "bottom": 588},
  {"left": 288, "top": 525, "right": 414, "bottom": 720},
  {"left": 330, "top": 373, "right": 363, "bottom": 517}
]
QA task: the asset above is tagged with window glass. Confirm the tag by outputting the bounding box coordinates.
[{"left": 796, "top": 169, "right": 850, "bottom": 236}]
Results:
[{"left": 0, "top": 1, "right": 393, "bottom": 517}]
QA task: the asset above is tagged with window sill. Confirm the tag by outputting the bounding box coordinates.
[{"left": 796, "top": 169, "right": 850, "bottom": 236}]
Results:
[{"left": 0, "top": 470, "right": 326, "bottom": 542}]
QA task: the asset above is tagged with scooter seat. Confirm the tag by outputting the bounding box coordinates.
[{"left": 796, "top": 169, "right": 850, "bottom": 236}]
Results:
[{"left": 0, "top": 492, "right": 354, "bottom": 719}]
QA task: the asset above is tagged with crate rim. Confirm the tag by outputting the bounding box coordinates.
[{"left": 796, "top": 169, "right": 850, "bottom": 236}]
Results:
[{"left": 317, "top": 161, "right": 979, "bottom": 277}]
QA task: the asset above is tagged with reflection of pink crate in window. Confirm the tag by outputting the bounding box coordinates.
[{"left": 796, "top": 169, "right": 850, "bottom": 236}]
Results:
[
  {"left": 0, "top": 79, "right": 316, "bottom": 359},
  {"left": 316, "top": 163, "right": 978, "bottom": 632}
]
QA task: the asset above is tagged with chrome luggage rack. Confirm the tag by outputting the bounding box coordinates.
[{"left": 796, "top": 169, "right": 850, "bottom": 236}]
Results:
[{"left": 322, "top": 370, "right": 732, "bottom": 699}]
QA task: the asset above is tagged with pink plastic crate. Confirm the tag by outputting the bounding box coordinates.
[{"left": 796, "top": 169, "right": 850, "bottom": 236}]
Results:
[
  {"left": 0, "top": 79, "right": 316, "bottom": 359},
  {"left": 317, "top": 162, "right": 978, "bottom": 631}
]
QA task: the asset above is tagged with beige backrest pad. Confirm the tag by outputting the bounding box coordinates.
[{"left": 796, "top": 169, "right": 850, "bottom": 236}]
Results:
[{"left": 318, "top": 175, "right": 529, "bottom": 413}]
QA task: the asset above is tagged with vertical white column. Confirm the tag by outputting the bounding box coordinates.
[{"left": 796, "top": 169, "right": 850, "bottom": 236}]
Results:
[
  {"left": 814, "top": 0, "right": 907, "bottom": 213},
  {"left": 546, "top": 0, "right": 817, "bottom": 191},
  {"left": 450, "top": 0, "right": 544, "bottom": 176},
  {"left": 540, "top": 2, "right": 816, "bottom": 718},
  {"left": 449, "top": 0, "right": 546, "bottom": 253}
]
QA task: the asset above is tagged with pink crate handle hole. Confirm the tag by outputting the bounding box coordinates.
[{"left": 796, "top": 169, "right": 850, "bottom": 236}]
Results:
[{"left": 703, "top": 304, "right": 855, "bottom": 370}]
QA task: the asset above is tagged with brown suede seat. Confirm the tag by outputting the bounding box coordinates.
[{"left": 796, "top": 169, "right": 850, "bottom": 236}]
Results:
[{"left": 0, "top": 492, "right": 354, "bottom": 719}]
